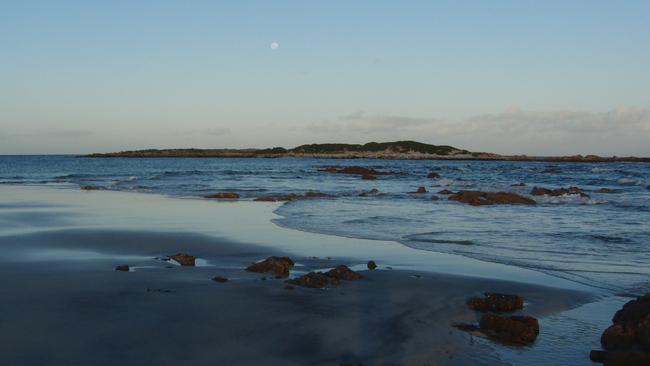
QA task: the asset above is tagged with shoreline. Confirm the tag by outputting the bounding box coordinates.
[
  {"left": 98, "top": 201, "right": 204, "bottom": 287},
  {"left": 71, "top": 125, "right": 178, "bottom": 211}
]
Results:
[{"left": 0, "top": 185, "right": 625, "bottom": 365}]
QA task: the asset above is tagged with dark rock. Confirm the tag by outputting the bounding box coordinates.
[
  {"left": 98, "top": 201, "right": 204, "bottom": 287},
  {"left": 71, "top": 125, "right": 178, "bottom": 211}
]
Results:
[
  {"left": 479, "top": 314, "right": 539, "bottom": 344},
  {"left": 612, "top": 294, "right": 650, "bottom": 325},
  {"left": 80, "top": 185, "right": 101, "bottom": 190},
  {"left": 590, "top": 350, "right": 606, "bottom": 362},
  {"left": 530, "top": 186, "right": 589, "bottom": 198},
  {"left": 427, "top": 172, "right": 441, "bottom": 179},
  {"left": 246, "top": 256, "right": 294, "bottom": 277},
  {"left": 638, "top": 315, "right": 650, "bottom": 351},
  {"left": 449, "top": 191, "right": 536, "bottom": 206},
  {"left": 430, "top": 194, "right": 439, "bottom": 201},
  {"left": 304, "top": 191, "right": 328, "bottom": 198},
  {"left": 205, "top": 192, "right": 240, "bottom": 199},
  {"left": 170, "top": 253, "right": 196, "bottom": 266},
  {"left": 438, "top": 189, "right": 454, "bottom": 195},
  {"left": 367, "top": 260, "right": 377, "bottom": 270},
  {"left": 361, "top": 174, "right": 376, "bottom": 180},
  {"left": 286, "top": 271, "right": 332, "bottom": 288},
  {"left": 286, "top": 265, "right": 362, "bottom": 288},
  {"left": 254, "top": 193, "right": 299, "bottom": 202},
  {"left": 415, "top": 186, "right": 427, "bottom": 193},
  {"left": 597, "top": 188, "right": 616, "bottom": 193},
  {"left": 212, "top": 276, "right": 228, "bottom": 283},
  {"left": 601, "top": 324, "right": 636, "bottom": 351},
  {"left": 591, "top": 350, "right": 650, "bottom": 365},
  {"left": 115, "top": 265, "right": 130, "bottom": 271},
  {"left": 359, "top": 188, "right": 381, "bottom": 197},
  {"left": 467, "top": 293, "right": 524, "bottom": 312}
]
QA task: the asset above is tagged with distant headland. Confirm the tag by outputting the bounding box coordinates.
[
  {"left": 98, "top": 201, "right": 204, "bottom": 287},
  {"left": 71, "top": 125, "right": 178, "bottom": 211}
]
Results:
[{"left": 84, "top": 140, "right": 650, "bottom": 163}]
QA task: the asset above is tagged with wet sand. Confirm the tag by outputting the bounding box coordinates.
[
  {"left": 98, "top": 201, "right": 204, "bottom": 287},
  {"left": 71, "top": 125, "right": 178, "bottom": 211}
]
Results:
[{"left": 0, "top": 186, "right": 597, "bottom": 365}]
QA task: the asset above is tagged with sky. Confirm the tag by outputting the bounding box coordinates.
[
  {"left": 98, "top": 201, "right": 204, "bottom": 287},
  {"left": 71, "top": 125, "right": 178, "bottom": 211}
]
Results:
[{"left": 1, "top": 0, "right": 649, "bottom": 155}]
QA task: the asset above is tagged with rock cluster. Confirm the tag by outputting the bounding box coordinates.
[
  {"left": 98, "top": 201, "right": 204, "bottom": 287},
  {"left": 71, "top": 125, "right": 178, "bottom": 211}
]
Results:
[
  {"left": 590, "top": 293, "right": 650, "bottom": 365},
  {"left": 479, "top": 314, "right": 540, "bottom": 344},
  {"left": 287, "top": 265, "right": 362, "bottom": 289},
  {"left": 246, "top": 256, "right": 295, "bottom": 277},
  {"left": 449, "top": 191, "right": 536, "bottom": 206}
]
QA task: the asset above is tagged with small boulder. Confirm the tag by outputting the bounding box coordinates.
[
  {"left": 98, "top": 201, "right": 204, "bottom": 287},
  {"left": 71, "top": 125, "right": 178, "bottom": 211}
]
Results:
[
  {"left": 467, "top": 293, "right": 524, "bottom": 312},
  {"left": 246, "top": 256, "right": 294, "bottom": 277},
  {"left": 212, "top": 276, "right": 228, "bottom": 283},
  {"left": 430, "top": 194, "right": 439, "bottom": 201},
  {"left": 205, "top": 192, "right": 240, "bottom": 199},
  {"left": 479, "top": 314, "right": 539, "bottom": 344},
  {"left": 415, "top": 186, "right": 427, "bottom": 193},
  {"left": 367, "top": 260, "right": 377, "bottom": 270},
  {"left": 170, "top": 253, "right": 196, "bottom": 266},
  {"left": 115, "top": 265, "right": 130, "bottom": 271}
]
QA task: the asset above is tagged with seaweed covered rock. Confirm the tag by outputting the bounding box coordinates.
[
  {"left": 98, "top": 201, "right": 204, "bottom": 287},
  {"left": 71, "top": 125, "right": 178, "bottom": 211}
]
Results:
[
  {"left": 449, "top": 191, "right": 536, "bottom": 206},
  {"left": 246, "top": 256, "right": 295, "bottom": 277},
  {"left": 467, "top": 293, "right": 524, "bottom": 312}
]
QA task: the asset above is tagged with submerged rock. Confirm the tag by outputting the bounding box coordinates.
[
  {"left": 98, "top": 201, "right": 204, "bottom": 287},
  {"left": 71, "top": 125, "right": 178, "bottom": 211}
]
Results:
[
  {"left": 430, "top": 194, "right": 439, "bottom": 201},
  {"left": 438, "top": 189, "right": 454, "bottom": 195},
  {"left": 596, "top": 188, "right": 616, "bottom": 193},
  {"left": 591, "top": 293, "right": 650, "bottom": 364},
  {"left": 427, "top": 172, "right": 441, "bottom": 179},
  {"left": 212, "top": 276, "right": 228, "bottom": 283},
  {"left": 361, "top": 174, "right": 377, "bottom": 180},
  {"left": 359, "top": 188, "right": 381, "bottom": 197},
  {"left": 449, "top": 191, "right": 536, "bottom": 206},
  {"left": 467, "top": 293, "right": 524, "bottom": 312},
  {"left": 413, "top": 186, "right": 427, "bottom": 193},
  {"left": 530, "top": 186, "right": 589, "bottom": 198},
  {"left": 304, "top": 191, "right": 329, "bottom": 198},
  {"left": 115, "top": 265, "right": 130, "bottom": 271},
  {"left": 478, "top": 314, "right": 539, "bottom": 344},
  {"left": 246, "top": 256, "right": 294, "bottom": 277},
  {"left": 205, "top": 192, "right": 240, "bottom": 199},
  {"left": 511, "top": 182, "right": 527, "bottom": 187},
  {"left": 170, "top": 253, "right": 196, "bottom": 266},
  {"left": 254, "top": 193, "right": 300, "bottom": 202}
]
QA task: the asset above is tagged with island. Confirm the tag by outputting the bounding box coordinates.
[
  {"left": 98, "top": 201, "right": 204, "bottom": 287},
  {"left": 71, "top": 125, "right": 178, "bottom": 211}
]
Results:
[{"left": 84, "top": 140, "right": 650, "bottom": 162}]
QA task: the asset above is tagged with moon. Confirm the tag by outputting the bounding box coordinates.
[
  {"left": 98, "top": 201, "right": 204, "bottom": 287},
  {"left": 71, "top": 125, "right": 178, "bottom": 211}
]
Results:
[{"left": 270, "top": 41, "right": 279, "bottom": 50}]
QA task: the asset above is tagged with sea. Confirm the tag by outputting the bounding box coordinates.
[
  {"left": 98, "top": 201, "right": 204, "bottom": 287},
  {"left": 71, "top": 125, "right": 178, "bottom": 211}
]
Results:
[{"left": 1, "top": 155, "right": 649, "bottom": 295}]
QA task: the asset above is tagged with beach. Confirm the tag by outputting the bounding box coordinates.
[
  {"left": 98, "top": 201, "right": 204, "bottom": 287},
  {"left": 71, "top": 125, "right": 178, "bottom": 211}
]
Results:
[{"left": 0, "top": 185, "right": 621, "bottom": 365}]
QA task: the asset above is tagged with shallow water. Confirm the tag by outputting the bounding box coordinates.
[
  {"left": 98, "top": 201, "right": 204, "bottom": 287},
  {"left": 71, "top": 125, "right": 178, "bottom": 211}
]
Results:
[{"left": 1, "top": 155, "right": 649, "bottom": 294}]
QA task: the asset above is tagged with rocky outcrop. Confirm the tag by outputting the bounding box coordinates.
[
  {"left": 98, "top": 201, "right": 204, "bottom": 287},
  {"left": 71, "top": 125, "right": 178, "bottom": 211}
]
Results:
[
  {"left": 170, "top": 253, "right": 196, "bottom": 266},
  {"left": 530, "top": 186, "right": 589, "bottom": 198},
  {"left": 478, "top": 314, "right": 539, "bottom": 344},
  {"left": 591, "top": 293, "right": 650, "bottom": 365},
  {"left": 246, "top": 256, "right": 295, "bottom": 277},
  {"left": 367, "top": 260, "right": 377, "bottom": 270},
  {"left": 467, "top": 293, "right": 524, "bottom": 312},
  {"left": 449, "top": 191, "right": 536, "bottom": 206},
  {"left": 286, "top": 265, "right": 362, "bottom": 289},
  {"left": 205, "top": 192, "right": 240, "bottom": 199},
  {"left": 115, "top": 265, "right": 130, "bottom": 271}
]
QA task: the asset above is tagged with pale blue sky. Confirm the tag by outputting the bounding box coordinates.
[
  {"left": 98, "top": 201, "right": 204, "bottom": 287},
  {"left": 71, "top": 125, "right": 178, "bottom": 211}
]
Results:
[{"left": 1, "top": 1, "right": 649, "bottom": 155}]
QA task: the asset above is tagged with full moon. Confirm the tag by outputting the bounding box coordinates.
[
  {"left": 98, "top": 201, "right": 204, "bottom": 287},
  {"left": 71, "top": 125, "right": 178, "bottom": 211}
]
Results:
[{"left": 270, "top": 41, "right": 279, "bottom": 50}]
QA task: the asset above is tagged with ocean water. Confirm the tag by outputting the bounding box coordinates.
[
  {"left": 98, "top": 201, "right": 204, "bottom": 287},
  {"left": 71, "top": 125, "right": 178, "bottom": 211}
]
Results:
[{"left": 1, "top": 155, "right": 649, "bottom": 295}]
